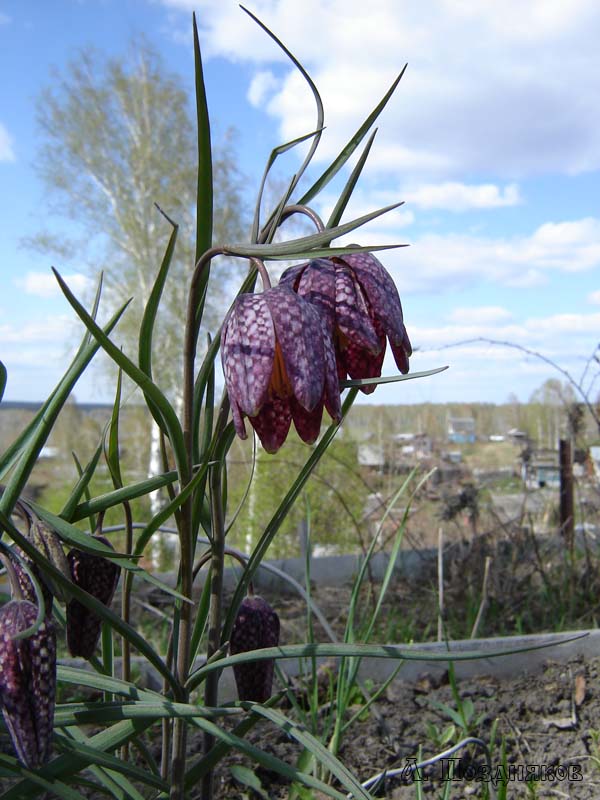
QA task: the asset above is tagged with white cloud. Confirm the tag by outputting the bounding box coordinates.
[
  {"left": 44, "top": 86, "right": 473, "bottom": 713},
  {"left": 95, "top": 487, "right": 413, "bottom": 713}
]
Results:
[
  {"left": 405, "top": 182, "right": 521, "bottom": 211},
  {"left": 0, "top": 122, "right": 15, "bottom": 162},
  {"left": 350, "top": 216, "right": 600, "bottom": 295},
  {"left": 248, "top": 70, "right": 281, "bottom": 107},
  {"left": 447, "top": 306, "right": 513, "bottom": 325},
  {"left": 162, "top": 0, "right": 600, "bottom": 178},
  {"left": 588, "top": 290, "right": 600, "bottom": 305},
  {"left": 15, "top": 271, "right": 92, "bottom": 299}
]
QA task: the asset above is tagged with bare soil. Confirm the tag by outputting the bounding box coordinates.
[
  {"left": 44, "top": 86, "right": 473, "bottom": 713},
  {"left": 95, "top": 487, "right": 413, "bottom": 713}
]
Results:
[{"left": 211, "top": 653, "right": 600, "bottom": 800}]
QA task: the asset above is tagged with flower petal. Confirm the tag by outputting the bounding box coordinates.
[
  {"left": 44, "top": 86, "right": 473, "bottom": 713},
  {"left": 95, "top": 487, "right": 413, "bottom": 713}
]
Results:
[
  {"left": 294, "top": 258, "right": 336, "bottom": 331},
  {"left": 221, "top": 294, "right": 275, "bottom": 417},
  {"left": 340, "top": 252, "right": 409, "bottom": 352},
  {"left": 339, "top": 317, "right": 387, "bottom": 395},
  {"left": 291, "top": 395, "right": 324, "bottom": 445},
  {"left": 249, "top": 396, "right": 292, "bottom": 454},
  {"left": 334, "top": 264, "right": 380, "bottom": 353},
  {"left": 264, "top": 287, "right": 324, "bottom": 413}
]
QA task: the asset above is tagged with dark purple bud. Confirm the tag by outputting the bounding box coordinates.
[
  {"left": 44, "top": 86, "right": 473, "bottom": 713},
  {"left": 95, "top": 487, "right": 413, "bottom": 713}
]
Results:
[
  {"left": 10, "top": 548, "right": 54, "bottom": 616},
  {"left": 0, "top": 600, "right": 56, "bottom": 768},
  {"left": 230, "top": 595, "right": 280, "bottom": 702},
  {"left": 66, "top": 536, "right": 120, "bottom": 659}
]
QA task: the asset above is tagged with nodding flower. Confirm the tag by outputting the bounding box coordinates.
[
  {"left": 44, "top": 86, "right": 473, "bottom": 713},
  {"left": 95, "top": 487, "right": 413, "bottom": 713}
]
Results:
[
  {"left": 230, "top": 594, "right": 280, "bottom": 702},
  {"left": 280, "top": 252, "right": 411, "bottom": 394},
  {"left": 66, "top": 536, "right": 120, "bottom": 659},
  {"left": 0, "top": 600, "right": 56, "bottom": 768},
  {"left": 221, "top": 285, "right": 341, "bottom": 453}
]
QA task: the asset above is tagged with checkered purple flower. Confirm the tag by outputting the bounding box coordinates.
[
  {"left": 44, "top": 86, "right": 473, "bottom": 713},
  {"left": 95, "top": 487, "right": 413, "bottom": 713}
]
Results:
[
  {"left": 221, "top": 285, "right": 341, "bottom": 453},
  {"left": 0, "top": 600, "right": 56, "bottom": 768},
  {"left": 280, "top": 252, "right": 411, "bottom": 394},
  {"left": 230, "top": 595, "right": 280, "bottom": 702}
]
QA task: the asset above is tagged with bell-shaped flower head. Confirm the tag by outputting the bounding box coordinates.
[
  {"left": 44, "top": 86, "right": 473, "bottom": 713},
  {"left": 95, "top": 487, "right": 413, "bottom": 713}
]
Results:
[
  {"left": 230, "top": 594, "right": 280, "bottom": 702},
  {"left": 280, "top": 253, "right": 411, "bottom": 394},
  {"left": 0, "top": 600, "right": 56, "bottom": 768},
  {"left": 221, "top": 285, "right": 341, "bottom": 453}
]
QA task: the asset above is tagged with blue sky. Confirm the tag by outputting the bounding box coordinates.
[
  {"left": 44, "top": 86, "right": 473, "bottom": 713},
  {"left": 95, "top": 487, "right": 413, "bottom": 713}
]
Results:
[{"left": 1, "top": 0, "right": 599, "bottom": 407}]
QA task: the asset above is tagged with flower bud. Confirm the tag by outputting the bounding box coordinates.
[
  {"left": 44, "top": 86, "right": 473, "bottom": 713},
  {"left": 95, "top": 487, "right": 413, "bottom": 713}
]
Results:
[
  {"left": 0, "top": 600, "right": 56, "bottom": 768},
  {"left": 66, "top": 536, "right": 120, "bottom": 659},
  {"left": 230, "top": 595, "right": 280, "bottom": 702}
]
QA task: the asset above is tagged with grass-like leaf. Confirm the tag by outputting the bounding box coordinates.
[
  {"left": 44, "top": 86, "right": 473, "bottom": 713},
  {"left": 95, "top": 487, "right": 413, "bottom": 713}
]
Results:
[
  {"left": 326, "top": 128, "right": 378, "bottom": 229},
  {"left": 70, "top": 471, "right": 179, "bottom": 520},
  {"left": 60, "top": 443, "right": 103, "bottom": 523},
  {"left": 299, "top": 64, "right": 407, "bottom": 206},
  {"left": 243, "top": 703, "right": 372, "bottom": 800},
  {"left": 222, "top": 201, "right": 405, "bottom": 259},
  {"left": 0, "top": 299, "right": 127, "bottom": 508},
  {"left": 183, "top": 714, "right": 353, "bottom": 800},
  {"left": 52, "top": 268, "right": 186, "bottom": 477},
  {"left": 251, "top": 129, "right": 323, "bottom": 242},
  {"left": 242, "top": 5, "right": 323, "bottom": 237},
  {"left": 188, "top": 632, "right": 588, "bottom": 692},
  {"left": 0, "top": 719, "right": 153, "bottom": 799},
  {"left": 340, "top": 365, "right": 449, "bottom": 388},
  {"left": 0, "top": 510, "right": 179, "bottom": 693}
]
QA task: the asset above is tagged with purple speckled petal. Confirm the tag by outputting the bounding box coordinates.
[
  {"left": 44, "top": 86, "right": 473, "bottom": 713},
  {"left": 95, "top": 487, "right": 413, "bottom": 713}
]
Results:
[
  {"left": 264, "top": 287, "right": 324, "bottom": 413},
  {"left": 249, "top": 396, "right": 292, "bottom": 454},
  {"left": 279, "top": 262, "right": 309, "bottom": 291},
  {"left": 294, "top": 259, "right": 336, "bottom": 332},
  {"left": 340, "top": 316, "right": 387, "bottom": 395},
  {"left": 230, "top": 398, "right": 248, "bottom": 440},
  {"left": 334, "top": 264, "right": 381, "bottom": 353},
  {"left": 291, "top": 395, "right": 324, "bottom": 445},
  {"left": 0, "top": 601, "right": 56, "bottom": 768},
  {"left": 221, "top": 294, "right": 275, "bottom": 417},
  {"left": 319, "top": 317, "right": 341, "bottom": 422},
  {"left": 340, "top": 252, "right": 408, "bottom": 350},
  {"left": 391, "top": 330, "right": 412, "bottom": 374}
]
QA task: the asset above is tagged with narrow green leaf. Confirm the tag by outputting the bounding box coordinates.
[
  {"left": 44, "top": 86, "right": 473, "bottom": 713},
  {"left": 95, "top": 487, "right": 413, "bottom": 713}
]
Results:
[
  {"left": 55, "top": 734, "right": 168, "bottom": 792},
  {"left": 0, "top": 301, "right": 127, "bottom": 506},
  {"left": 242, "top": 5, "right": 323, "bottom": 236},
  {"left": 182, "top": 714, "right": 351, "bottom": 800},
  {"left": 193, "top": 11, "right": 213, "bottom": 263},
  {"left": 222, "top": 201, "right": 405, "bottom": 259},
  {"left": 188, "top": 632, "right": 588, "bottom": 692},
  {"left": 0, "top": 719, "right": 153, "bottom": 800},
  {"left": 61, "top": 444, "right": 103, "bottom": 523},
  {"left": 0, "top": 754, "right": 88, "bottom": 800},
  {"left": 326, "top": 128, "right": 378, "bottom": 229},
  {"left": 251, "top": 129, "right": 323, "bottom": 242},
  {"left": 231, "top": 765, "right": 269, "bottom": 800},
  {"left": 31, "top": 503, "right": 190, "bottom": 603},
  {"left": 139, "top": 210, "right": 178, "bottom": 381},
  {"left": 299, "top": 64, "right": 407, "bottom": 205},
  {"left": 54, "top": 699, "right": 239, "bottom": 726},
  {"left": 57, "top": 665, "right": 162, "bottom": 702},
  {"left": 340, "top": 365, "right": 449, "bottom": 388},
  {"left": 0, "top": 511, "right": 178, "bottom": 693},
  {"left": 244, "top": 704, "right": 372, "bottom": 800},
  {"left": 70, "top": 471, "right": 179, "bottom": 520},
  {"left": 52, "top": 268, "right": 186, "bottom": 476}
]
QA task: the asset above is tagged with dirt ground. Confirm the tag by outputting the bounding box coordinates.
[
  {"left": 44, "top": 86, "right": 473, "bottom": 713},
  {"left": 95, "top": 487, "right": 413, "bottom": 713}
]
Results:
[{"left": 211, "top": 653, "right": 600, "bottom": 799}]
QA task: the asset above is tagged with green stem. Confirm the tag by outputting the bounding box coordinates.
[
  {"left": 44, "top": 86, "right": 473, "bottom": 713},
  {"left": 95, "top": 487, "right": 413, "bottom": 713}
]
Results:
[
  {"left": 169, "top": 247, "right": 224, "bottom": 800},
  {"left": 200, "top": 397, "right": 230, "bottom": 799}
]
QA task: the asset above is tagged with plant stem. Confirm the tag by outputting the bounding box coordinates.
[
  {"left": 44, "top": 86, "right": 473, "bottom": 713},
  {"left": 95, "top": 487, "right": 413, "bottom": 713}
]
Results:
[
  {"left": 169, "top": 246, "right": 224, "bottom": 800},
  {"left": 200, "top": 460, "right": 226, "bottom": 799}
]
